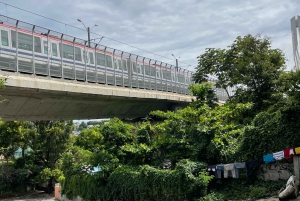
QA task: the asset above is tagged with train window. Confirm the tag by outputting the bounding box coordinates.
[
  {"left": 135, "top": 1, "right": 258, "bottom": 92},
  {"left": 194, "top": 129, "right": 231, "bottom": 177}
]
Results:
[
  {"left": 162, "top": 70, "right": 171, "bottom": 80},
  {"left": 171, "top": 72, "right": 175, "bottom": 81},
  {"left": 122, "top": 60, "right": 127, "bottom": 71},
  {"left": 132, "top": 62, "right": 137, "bottom": 72},
  {"left": 145, "top": 65, "right": 150, "bottom": 75},
  {"left": 52, "top": 43, "right": 58, "bottom": 56},
  {"left": 75, "top": 47, "right": 81, "bottom": 61},
  {"left": 60, "top": 44, "right": 73, "bottom": 59},
  {"left": 141, "top": 65, "right": 144, "bottom": 74},
  {"left": 96, "top": 53, "right": 105, "bottom": 66},
  {"left": 150, "top": 66, "right": 156, "bottom": 77},
  {"left": 11, "top": 31, "right": 33, "bottom": 51},
  {"left": 89, "top": 52, "right": 94, "bottom": 64},
  {"left": 34, "top": 37, "right": 41, "bottom": 53},
  {"left": 1, "top": 30, "right": 9, "bottom": 46},
  {"left": 83, "top": 50, "right": 88, "bottom": 63},
  {"left": 118, "top": 59, "right": 121, "bottom": 70},
  {"left": 185, "top": 77, "right": 189, "bottom": 84},
  {"left": 113, "top": 58, "right": 118, "bottom": 69},
  {"left": 178, "top": 74, "right": 184, "bottom": 83},
  {"left": 156, "top": 69, "right": 160, "bottom": 78},
  {"left": 137, "top": 64, "right": 141, "bottom": 74},
  {"left": 43, "top": 41, "right": 48, "bottom": 55},
  {"left": 106, "top": 55, "right": 112, "bottom": 68}
]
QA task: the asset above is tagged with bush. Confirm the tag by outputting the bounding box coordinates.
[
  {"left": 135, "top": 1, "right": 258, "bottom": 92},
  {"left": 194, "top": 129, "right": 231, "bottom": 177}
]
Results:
[
  {"left": 62, "top": 160, "right": 212, "bottom": 201},
  {"left": 215, "top": 176, "right": 286, "bottom": 200},
  {"left": 0, "top": 164, "right": 30, "bottom": 198}
]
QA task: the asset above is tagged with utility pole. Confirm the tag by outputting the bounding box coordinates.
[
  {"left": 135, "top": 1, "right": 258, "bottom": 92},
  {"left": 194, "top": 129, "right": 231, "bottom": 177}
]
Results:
[
  {"left": 87, "top": 27, "right": 90, "bottom": 47},
  {"left": 172, "top": 54, "right": 180, "bottom": 72},
  {"left": 77, "top": 19, "right": 97, "bottom": 48}
]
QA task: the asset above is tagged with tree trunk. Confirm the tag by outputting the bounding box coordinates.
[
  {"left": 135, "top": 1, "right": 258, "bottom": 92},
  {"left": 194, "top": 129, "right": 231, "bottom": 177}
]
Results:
[{"left": 46, "top": 178, "right": 54, "bottom": 194}]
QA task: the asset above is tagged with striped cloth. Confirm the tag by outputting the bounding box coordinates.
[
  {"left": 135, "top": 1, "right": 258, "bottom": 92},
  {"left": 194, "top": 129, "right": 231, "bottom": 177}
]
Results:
[{"left": 273, "top": 151, "right": 284, "bottom": 160}]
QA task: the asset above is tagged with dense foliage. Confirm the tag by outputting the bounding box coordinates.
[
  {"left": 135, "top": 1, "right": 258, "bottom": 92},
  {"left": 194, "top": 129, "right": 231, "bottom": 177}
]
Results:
[
  {"left": 0, "top": 120, "right": 73, "bottom": 194},
  {"left": 63, "top": 160, "right": 211, "bottom": 201}
]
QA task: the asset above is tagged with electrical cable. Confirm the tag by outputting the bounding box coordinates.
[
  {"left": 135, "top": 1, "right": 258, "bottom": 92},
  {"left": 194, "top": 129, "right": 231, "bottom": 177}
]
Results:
[{"left": 0, "top": 2, "right": 196, "bottom": 71}]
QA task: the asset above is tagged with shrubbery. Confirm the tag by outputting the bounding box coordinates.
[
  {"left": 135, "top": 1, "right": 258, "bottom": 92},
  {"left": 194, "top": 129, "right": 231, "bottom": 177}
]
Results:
[{"left": 63, "top": 160, "right": 212, "bottom": 201}]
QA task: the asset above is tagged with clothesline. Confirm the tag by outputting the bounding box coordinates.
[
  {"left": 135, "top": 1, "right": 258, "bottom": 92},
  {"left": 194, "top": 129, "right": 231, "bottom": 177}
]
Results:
[
  {"left": 206, "top": 147, "right": 300, "bottom": 179},
  {"left": 263, "top": 147, "right": 299, "bottom": 163}
]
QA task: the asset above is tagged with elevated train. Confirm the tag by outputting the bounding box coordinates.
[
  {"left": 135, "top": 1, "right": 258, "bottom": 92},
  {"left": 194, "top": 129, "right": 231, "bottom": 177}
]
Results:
[{"left": 0, "top": 16, "right": 193, "bottom": 94}]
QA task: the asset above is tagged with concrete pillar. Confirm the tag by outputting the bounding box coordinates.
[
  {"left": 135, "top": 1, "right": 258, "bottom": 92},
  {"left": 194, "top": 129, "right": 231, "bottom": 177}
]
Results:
[
  {"left": 55, "top": 183, "right": 61, "bottom": 200},
  {"left": 293, "top": 156, "right": 300, "bottom": 181}
]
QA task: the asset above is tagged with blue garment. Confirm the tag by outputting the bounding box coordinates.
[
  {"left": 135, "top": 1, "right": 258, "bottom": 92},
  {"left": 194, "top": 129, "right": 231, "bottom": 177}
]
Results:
[
  {"left": 216, "top": 164, "right": 224, "bottom": 178},
  {"left": 233, "top": 162, "right": 245, "bottom": 178},
  {"left": 263, "top": 154, "right": 275, "bottom": 164},
  {"left": 216, "top": 164, "right": 232, "bottom": 178},
  {"left": 245, "top": 160, "right": 259, "bottom": 176}
]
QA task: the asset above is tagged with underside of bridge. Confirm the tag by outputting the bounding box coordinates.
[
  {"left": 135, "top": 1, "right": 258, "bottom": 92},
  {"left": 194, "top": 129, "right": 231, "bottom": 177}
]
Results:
[{"left": 0, "top": 72, "right": 192, "bottom": 121}]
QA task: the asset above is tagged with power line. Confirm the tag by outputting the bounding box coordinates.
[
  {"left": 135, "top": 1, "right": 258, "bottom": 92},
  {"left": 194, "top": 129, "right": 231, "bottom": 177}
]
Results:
[{"left": 0, "top": 2, "right": 195, "bottom": 70}]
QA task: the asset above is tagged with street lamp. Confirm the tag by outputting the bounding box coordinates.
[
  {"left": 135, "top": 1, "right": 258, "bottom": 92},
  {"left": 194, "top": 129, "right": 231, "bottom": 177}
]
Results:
[
  {"left": 90, "top": 36, "right": 105, "bottom": 45},
  {"left": 183, "top": 65, "right": 191, "bottom": 72},
  {"left": 77, "top": 19, "right": 98, "bottom": 47},
  {"left": 171, "top": 54, "right": 180, "bottom": 71}
]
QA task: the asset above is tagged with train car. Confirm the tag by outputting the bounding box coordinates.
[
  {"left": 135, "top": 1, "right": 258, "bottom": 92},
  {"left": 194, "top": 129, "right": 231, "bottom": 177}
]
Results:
[{"left": 0, "top": 19, "right": 193, "bottom": 95}]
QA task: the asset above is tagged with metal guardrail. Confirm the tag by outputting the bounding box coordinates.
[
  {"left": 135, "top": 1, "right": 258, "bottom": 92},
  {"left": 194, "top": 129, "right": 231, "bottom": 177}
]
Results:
[{"left": 0, "top": 15, "right": 230, "bottom": 100}]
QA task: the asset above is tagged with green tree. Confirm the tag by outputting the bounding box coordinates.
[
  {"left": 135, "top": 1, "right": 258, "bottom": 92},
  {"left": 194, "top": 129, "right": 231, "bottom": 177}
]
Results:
[
  {"left": 0, "top": 121, "right": 35, "bottom": 162},
  {"left": 189, "top": 82, "right": 218, "bottom": 109},
  {"left": 194, "top": 34, "right": 285, "bottom": 113},
  {"left": 78, "top": 122, "right": 88, "bottom": 131},
  {"left": 0, "top": 77, "right": 6, "bottom": 104},
  {"left": 87, "top": 121, "right": 105, "bottom": 126},
  {"left": 75, "top": 126, "right": 104, "bottom": 152},
  {"left": 29, "top": 120, "right": 73, "bottom": 193}
]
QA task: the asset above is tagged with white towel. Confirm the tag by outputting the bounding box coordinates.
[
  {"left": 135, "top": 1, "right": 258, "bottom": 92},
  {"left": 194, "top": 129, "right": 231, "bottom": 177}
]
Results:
[{"left": 273, "top": 151, "right": 284, "bottom": 160}]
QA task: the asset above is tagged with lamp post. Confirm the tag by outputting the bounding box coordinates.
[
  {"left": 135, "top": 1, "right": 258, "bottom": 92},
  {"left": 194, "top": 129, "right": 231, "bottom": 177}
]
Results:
[
  {"left": 183, "top": 65, "right": 191, "bottom": 72},
  {"left": 77, "top": 19, "right": 98, "bottom": 47},
  {"left": 90, "top": 36, "right": 104, "bottom": 45}
]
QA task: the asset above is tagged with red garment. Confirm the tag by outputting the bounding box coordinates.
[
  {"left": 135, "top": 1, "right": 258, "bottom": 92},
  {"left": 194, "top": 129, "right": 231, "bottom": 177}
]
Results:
[{"left": 284, "top": 148, "right": 295, "bottom": 159}]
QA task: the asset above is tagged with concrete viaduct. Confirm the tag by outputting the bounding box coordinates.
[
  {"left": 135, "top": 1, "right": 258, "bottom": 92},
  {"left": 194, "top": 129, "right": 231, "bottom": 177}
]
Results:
[{"left": 0, "top": 71, "right": 192, "bottom": 121}]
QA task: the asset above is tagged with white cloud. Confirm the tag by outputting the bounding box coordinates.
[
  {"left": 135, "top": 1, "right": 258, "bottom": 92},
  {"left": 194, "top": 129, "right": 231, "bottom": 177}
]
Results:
[{"left": 0, "top": 0, "right": 298, "bottom": 70}]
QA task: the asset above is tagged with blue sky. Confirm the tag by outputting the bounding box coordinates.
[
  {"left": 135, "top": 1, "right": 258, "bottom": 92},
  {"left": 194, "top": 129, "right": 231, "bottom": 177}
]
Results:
[{"left": 0, "top": 0, "right": 298, "bottom": 71}]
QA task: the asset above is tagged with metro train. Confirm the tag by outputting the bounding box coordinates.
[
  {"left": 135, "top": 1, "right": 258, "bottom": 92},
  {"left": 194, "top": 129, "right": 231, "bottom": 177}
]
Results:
[{"left": 0, "top": 19, "right": 193, "bottom": 94}]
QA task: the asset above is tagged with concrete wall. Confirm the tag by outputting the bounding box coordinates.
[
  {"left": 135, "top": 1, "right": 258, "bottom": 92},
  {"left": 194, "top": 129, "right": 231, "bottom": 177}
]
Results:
[
  {"left": 0, "top": 71, "right": 192, "bottom": 120},
  {"left": 257, "top": 163, "right": 293, "bottom": 181}
]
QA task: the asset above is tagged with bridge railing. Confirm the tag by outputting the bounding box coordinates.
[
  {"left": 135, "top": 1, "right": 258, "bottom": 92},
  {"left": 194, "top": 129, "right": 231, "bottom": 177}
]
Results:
[
  {"left": 0, "top": 15, "right": 197, "bottom": 96},
  {"left": 0, "top": 15, "right": 230, "bottom": 100}
]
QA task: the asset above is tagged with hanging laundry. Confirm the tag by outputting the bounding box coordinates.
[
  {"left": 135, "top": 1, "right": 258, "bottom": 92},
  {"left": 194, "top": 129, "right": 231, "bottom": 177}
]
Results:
[
  {"left": 245, "top": 160, "right": 259, "bottom": 176},
  {"left": 216, "top": 164, "right": 224, "bottom": 178},
  {"left": 233, "top": 162, "right": 245, "bottom": 178},
  {"left": 295, "top": 147, "right": 300, "bottom": 154},
  {"left": 263, "top": 154, "right": 275, "bottom": 163},
  {"left": 284, "top": 148, "right": 295, "bottom": 159},
  {"left": 273, "top": 151, "right": 284, "bottom": 160},
  {"left": 206, "top": 165, "right": 217, "bottom": 178},
  {"left": 224, "top": 164, "right": 235, "bottom": 178}
]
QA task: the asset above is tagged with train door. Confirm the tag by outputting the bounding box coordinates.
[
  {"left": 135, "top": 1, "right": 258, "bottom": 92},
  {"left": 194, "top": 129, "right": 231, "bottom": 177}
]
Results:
[
  {"left": 60, "top": 43, "right": 77, "bottom": 80},
  {"left": 171, "top": 72, "right": 175, "bottom": 92},
  {"left": 86, "top": 51, "right": 96, "bottom": 82},
  {"left": 0, "top": 27, "right": 15, "bottom": 71},
  {"left": 106, "top": 54, "right": 114, "bottom": 85},
  {"left": 115, "top": 57, "right": 122, "bottom": 85},
  {"left": 33, "top": 35, "right": 48, "bottom": 75},
  {"left": 122, "top": 58, "right": 127, "bottom": 86},
  {"left": 131, "top": 60, "right": 138, "bottom": 87},
  {"left": 49, "top": 40, "right": 61, "bottom": 77}
]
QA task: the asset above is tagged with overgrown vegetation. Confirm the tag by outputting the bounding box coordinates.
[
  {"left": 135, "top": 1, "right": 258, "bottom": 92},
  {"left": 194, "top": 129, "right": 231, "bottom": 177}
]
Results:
[{"left": 0, "top": 34, "right": 299, "bottom": 200}]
